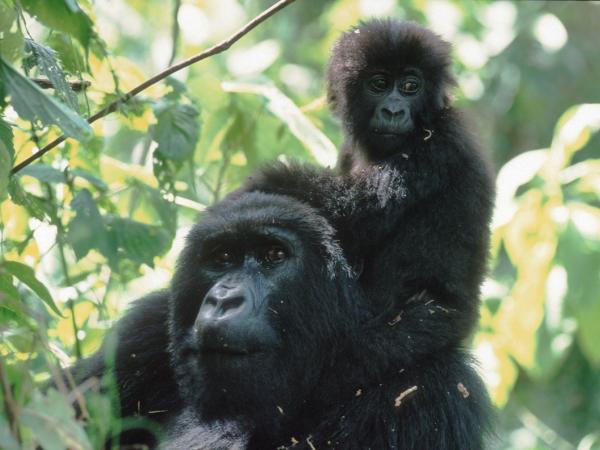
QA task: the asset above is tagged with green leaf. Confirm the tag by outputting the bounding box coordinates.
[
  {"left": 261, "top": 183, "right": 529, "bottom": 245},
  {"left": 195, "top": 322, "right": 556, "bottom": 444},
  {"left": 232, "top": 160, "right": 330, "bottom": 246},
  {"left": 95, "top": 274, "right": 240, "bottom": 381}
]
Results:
[
  {"left": 0, "top": 271, "right": 31, "bottom": 326},
  {"left": 0, "top": 300, "right": 30, "bottom": 327},
  {"left": 71, "top": 168, "right": 108, "bottom": 190},
  {"left": 67, "top": 189, "right": 111, "bottom": 260},
  {"left": 83, "top": 392, "right": 114, "bottom": 447},
  {"left": 20, "top": 0, "right": 94, "bottom": 49},
  {"left": 106, "top": 217, "right": 171, "bottom": 267},
  {"left": 0, "top": 1, "right": 24, "bottom": 63},
  {"left": 0, "top": 139, "right": 10, "bottom": 200},
  {"left": 21, "top": 390, "right": 92, "bottom": 450},
  {"left": 164, "top": 77, "right": 187, "bottom": 100},
  {"left": 529, "top": 266, "right": 576, "bottom": 379},
  {"left": 47, "top": 33, "right": 85, "bottom": 74},
  {"left": 25, "top": 39, "right": 79, "bottom": 112},
  {"left": 8, "top": 177, "right": 51, "bottom": 220},
  {"left": 2, "top": 260, "right": 62, "bottom": 315},
  {"left": 0, "top": 57, "right": 92, "bottom": 141},
  {"left": 0, "top": 117, "right": 14, "bottom": 161},
  {"left": 152, "top": 103, "right": 201, "bottom": 160},
  {"left": 0, "top": 415, "right": 20, "bottom": 450},
  {"left": 557, "top": 218, "right": 600, "bottom": 365},
  {"left": 19, "top": 163, "right": 66, "bottom": 183},
  {"left": 0, "top": 76, "right": 6, "bottom": 108},
  {"left": 0, "top": 270, "right": 20, "bottom": 303},
  {"left": 150, "top": 190, "right": 177, "bottom": 234},
  {"left": 222, "top": 81, "right": 338, "bottom": 167}
]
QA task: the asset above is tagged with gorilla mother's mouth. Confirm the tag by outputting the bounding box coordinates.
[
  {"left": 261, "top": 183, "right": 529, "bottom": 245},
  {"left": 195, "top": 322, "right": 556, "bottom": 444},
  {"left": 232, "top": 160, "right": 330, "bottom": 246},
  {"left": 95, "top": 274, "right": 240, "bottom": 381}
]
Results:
[
  {"left": 199, "top": 342, "right": 260, "bottom": 356},
  {"left": 200, "top": 346, "right": 250, "bottom": 356},
  {"left": 371, "top": 128, "right": 402, "bottom": 137}
]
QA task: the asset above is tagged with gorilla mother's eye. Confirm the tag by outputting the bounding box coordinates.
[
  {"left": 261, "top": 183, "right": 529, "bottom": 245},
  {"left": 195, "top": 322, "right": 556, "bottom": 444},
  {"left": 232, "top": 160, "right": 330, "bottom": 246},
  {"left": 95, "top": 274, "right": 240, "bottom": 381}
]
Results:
[
  {"left": 261, "top": 245, "right": 288, "bottom": 265},
  {"left": 210, "top": 248, "right": 240, "bottom": 267},
  {"left": 400, "top": 77, "right": 420, "bottom": 95},
  {"left": 368, "top": 75, "right": 390, "bottom": 93}
]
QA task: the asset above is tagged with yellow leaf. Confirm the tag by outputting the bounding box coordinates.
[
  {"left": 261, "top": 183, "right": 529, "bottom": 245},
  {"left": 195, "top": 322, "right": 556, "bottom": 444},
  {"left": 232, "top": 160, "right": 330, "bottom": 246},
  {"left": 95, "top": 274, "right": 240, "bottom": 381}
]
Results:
[
  {"left": 474, "top": 333, "right": 518, "bottom": 407},
  {"left": 128, "top": 107, "right": 156, "bottom": 132},
  {"left": 495, "top": 188, "right": 560, "bottom": 369},
  {"left": 100, "top": 155, "right": 158, "bottom": 188},
  {"left": 1, "top": 200, "right": 29, "bottom": 240},
  {"left": 230, "top": 151, "right": 247, "bottom": 166}
]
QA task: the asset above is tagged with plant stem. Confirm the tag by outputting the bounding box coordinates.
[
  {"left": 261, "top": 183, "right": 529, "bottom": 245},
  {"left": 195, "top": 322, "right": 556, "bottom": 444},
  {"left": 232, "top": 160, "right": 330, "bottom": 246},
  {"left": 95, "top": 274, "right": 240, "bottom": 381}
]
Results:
[
  {"left": 168, "top": 0, "right": 182, "bottom": 67},
  {"left": 0, "top": 358, "right": 21, "bottom": 444}
]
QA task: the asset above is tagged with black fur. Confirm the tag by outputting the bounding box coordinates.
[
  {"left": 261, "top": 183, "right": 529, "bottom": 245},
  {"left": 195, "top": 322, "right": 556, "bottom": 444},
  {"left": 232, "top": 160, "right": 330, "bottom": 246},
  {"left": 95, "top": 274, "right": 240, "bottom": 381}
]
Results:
[{"left": 70, "top": 192, "right": 491, "bottom": 449}]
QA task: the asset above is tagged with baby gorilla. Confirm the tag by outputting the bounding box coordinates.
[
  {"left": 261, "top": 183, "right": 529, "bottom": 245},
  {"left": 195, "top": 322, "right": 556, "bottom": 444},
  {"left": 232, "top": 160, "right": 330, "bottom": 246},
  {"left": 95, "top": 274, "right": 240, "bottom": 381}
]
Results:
[
  {"left": 237, "top": 19, "right": 495, "bottom": 369},
  {"left": 71, "top": 192, "right": 490, "bottom": 449}
]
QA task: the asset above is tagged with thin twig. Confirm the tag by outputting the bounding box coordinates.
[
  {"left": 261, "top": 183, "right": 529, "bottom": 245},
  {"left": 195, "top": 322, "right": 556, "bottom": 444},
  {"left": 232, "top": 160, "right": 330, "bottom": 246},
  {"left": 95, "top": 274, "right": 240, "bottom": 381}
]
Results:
[
  {"left": 10, "top": 0, "right": 297, "bottom": 175},
  {"left": 45, "top": 182, "right": 82, "bottom": 359},
  {"left": 517, "top": 406, "right": 575, "bottom": 450},
  {"left": 30, "top": 77, "right": 91, "bottom": 92},
  {"left": 0, "top": 358, "right": 21, "bottom": 443},
  {"left": 213, "top": 152, "right": 231, "bottom": 203},
  {"left": 168, "top": 0, "right": 182, "bottom": 67}
]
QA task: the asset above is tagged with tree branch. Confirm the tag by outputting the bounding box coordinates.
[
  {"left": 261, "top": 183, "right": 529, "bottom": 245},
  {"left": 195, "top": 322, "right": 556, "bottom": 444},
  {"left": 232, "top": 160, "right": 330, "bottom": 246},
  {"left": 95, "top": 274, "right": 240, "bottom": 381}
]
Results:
[
  {"left": 10, "top": 0, "right": 297, "bottom": 175},
  {"left": 30, "top": 77, "right": 91, "bottom": 92}
]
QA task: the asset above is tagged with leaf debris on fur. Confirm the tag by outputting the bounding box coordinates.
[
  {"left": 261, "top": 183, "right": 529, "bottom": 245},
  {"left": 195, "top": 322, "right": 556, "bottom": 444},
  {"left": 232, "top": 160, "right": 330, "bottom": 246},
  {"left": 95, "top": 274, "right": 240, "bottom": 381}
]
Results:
[
  {"left": 394, "top": 385, "right": 418, "bottom": 407},
  {"left": 457, "top": 382, "right": 470, "bottom": 398},
  {"left": 388, "top": 311, "right": 403, "bottom": 326}
]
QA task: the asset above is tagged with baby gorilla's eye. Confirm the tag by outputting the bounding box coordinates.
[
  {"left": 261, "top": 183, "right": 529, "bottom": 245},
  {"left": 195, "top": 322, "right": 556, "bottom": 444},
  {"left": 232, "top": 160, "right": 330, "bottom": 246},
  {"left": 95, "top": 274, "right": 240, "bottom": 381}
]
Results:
[
  {"left": 262, "top": 245, "right": 287, "bottom": 264},
  {"left": 369, "top": 75, "right": 390, "bottom": 92},
  {"left": 400, "top": 79, "right": 420, "bottom": 94}
]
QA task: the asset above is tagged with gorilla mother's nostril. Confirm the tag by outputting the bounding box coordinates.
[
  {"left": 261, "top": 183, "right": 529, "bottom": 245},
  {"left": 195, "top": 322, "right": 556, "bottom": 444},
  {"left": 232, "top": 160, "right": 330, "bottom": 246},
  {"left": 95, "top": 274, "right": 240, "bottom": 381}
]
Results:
[
  {"left": 217, "top": 296, "right": 245, "bottom": 317},
  {"left": 197, "top": 287, "right": 249, "bottom": 325}
]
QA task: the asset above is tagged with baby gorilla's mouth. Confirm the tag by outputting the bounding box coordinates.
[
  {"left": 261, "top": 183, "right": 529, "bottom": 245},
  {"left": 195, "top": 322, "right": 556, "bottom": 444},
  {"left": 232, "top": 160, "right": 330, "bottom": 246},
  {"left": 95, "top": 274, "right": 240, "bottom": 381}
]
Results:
[{"left": 371, "top": 127, "right": 402, "bottom": 137}]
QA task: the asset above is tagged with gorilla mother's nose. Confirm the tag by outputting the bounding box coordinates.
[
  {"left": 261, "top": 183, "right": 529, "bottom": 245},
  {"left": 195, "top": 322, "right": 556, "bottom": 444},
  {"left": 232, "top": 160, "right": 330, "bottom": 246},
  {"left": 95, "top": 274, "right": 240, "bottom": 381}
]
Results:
[{"left": 196, "top": 281, "right": 251, "bottom": 326}]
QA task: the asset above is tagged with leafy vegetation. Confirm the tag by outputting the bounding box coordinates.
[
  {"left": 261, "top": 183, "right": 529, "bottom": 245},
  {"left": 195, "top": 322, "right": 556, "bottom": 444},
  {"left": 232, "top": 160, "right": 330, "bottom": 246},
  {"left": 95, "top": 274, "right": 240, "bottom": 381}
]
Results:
[{"left": 1, "top": 0, "right": 599, "bottom": 449}]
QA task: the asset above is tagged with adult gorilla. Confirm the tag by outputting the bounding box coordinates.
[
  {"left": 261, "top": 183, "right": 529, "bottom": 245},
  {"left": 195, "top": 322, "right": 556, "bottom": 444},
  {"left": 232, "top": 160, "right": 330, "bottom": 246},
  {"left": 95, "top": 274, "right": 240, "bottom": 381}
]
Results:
[{"left": 71, "top": 192, "right": 490, "bottom": 449}]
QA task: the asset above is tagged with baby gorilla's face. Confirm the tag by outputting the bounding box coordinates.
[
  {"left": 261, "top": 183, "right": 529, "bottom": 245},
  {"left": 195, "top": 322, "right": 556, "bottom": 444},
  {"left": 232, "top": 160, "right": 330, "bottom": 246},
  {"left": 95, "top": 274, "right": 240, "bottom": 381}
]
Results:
[{"left": 357, "top": 68, "right": 430, "bottom": 159}]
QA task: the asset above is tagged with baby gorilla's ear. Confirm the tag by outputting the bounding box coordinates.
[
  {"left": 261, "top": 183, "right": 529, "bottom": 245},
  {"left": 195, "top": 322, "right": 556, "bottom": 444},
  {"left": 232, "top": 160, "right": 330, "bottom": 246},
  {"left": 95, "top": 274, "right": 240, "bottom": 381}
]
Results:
[{"left": 436, "top": 89, "right": 454, "bottom": 110}]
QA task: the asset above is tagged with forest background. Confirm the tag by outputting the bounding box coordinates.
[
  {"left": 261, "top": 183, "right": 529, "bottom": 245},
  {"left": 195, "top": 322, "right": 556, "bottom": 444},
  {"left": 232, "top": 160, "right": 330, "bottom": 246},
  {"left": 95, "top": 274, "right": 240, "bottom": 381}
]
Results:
[{"left": 0, "top": 0, "right": 599, "bottom": 449}]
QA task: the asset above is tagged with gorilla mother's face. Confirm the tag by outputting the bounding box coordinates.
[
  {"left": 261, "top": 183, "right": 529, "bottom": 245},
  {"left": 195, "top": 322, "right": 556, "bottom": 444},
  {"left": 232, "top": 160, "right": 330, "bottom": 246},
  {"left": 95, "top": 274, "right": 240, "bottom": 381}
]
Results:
[
  {"left": 168, "top": 193, "right": 354, "bottom": 432},
  {"left": 193, "top": 227, "right": 302, "bottom": 359}
]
